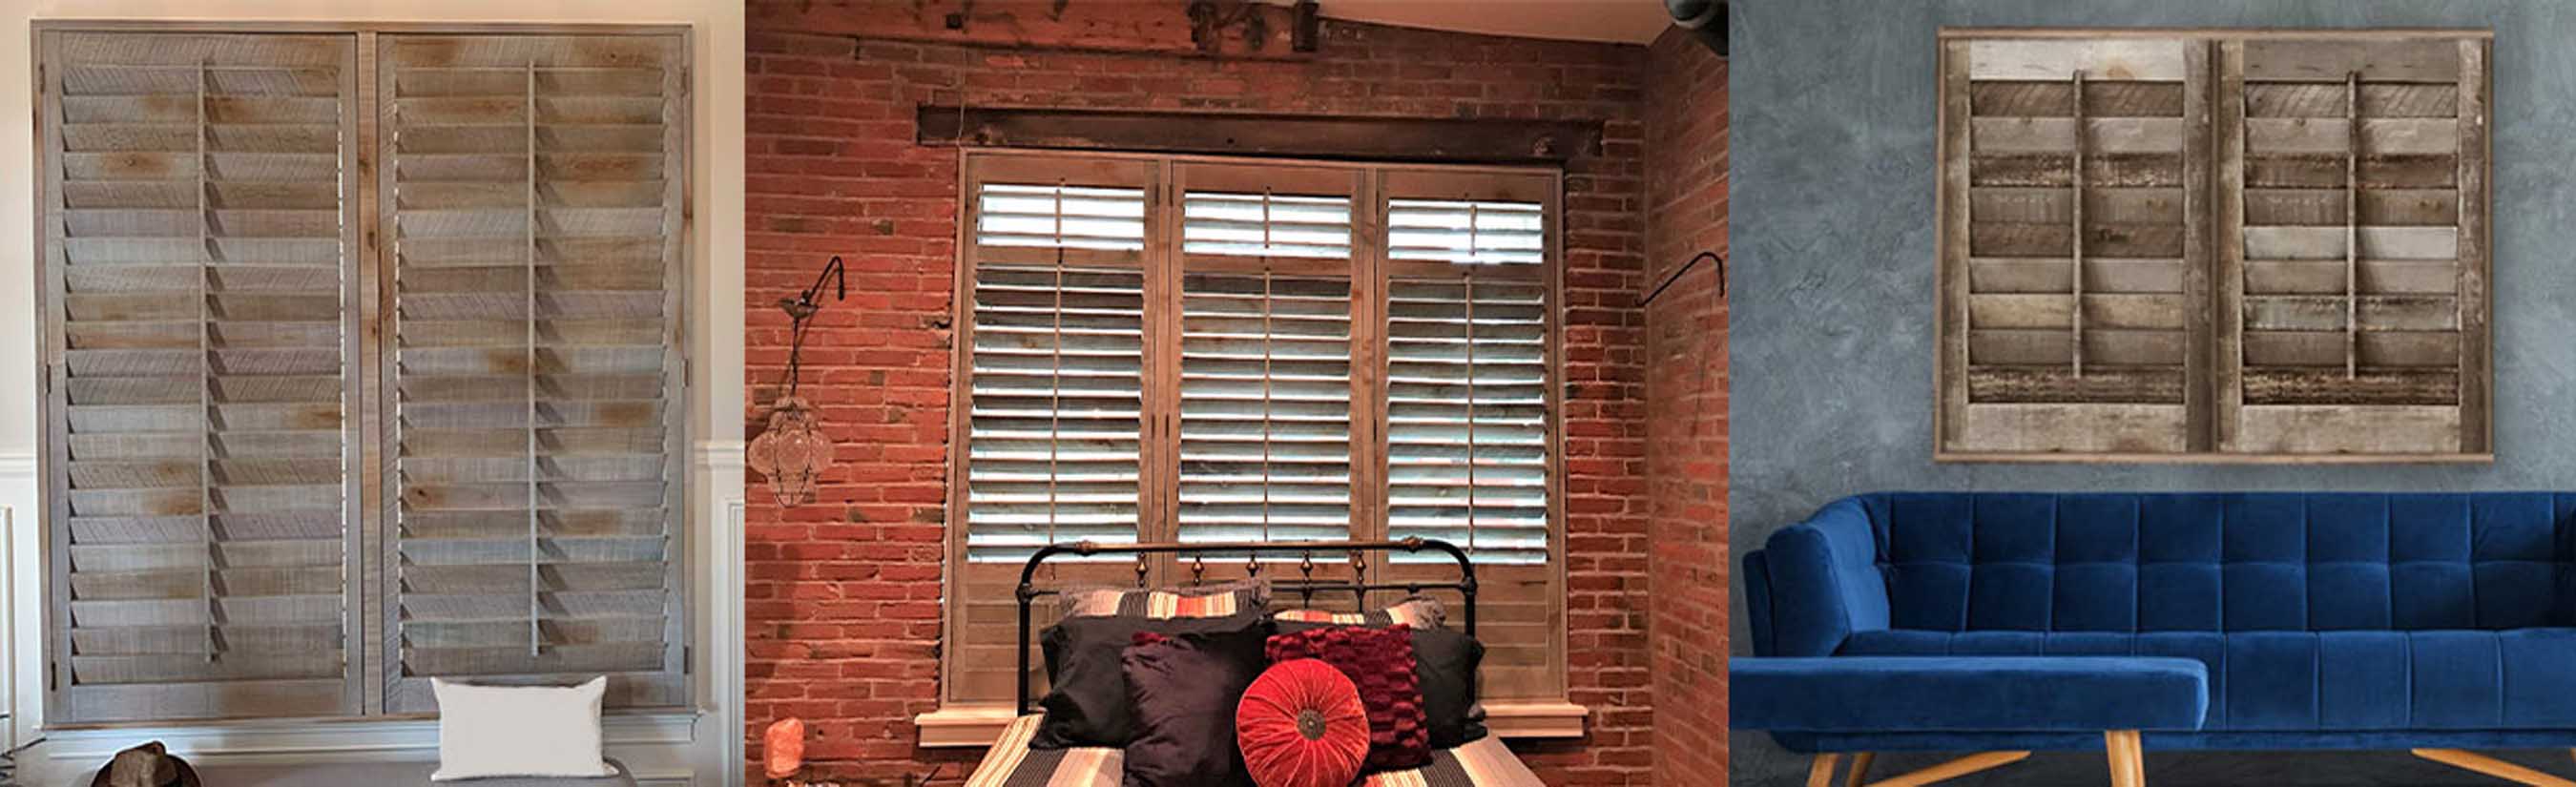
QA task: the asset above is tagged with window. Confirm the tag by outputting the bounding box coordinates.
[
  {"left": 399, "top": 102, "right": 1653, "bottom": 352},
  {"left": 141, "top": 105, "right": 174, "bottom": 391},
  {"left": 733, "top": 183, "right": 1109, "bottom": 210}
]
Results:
[
  {"left": 36, "top": 26, "right": 691, "bottom": 723},
  {"left": 1935, "top": 31, "right": 2491, "bottom": 461},
  {"left": 944, "top": 152, "right": 1566, "bottom": 708}
]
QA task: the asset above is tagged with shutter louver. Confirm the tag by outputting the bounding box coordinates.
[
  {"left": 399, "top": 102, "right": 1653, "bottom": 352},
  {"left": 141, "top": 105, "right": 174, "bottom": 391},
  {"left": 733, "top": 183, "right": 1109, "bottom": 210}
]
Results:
[
  {"left": 1373, "top": 176, "right": 1560, "bottom": 701},
  {"left": 2221, "top": 37, "right": 2487, "bottom": 454},
  {"left": 1385, "top": 276, "right": 1550, "bottom": 564},
  {"left": 381, "top": 33, "right": 685, "bottom": 711},
  {"left": 1942, "top": 37, "right": 2202, "bottom": 455},
  {"left": 43, "top": 31, "right": 362, "bottom": 722},
  {"left": 1176, "top": 190, "right": 1357, "bottom": 549},
  {"left": 965, "top": 182, "right": 1150, "bottom": 562}
]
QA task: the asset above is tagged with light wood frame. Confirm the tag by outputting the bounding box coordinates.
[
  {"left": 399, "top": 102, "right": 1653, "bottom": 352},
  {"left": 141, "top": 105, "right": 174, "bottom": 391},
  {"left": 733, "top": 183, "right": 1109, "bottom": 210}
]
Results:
[
  {"left": 936, "top": 148, "right": 1570, "bottom": 709},
  {"left": 1932, "top": 27, "right": 2494, "bottom": 464},
  {"left": 30, "top": 19, "right": 696, "bottom": 726}
]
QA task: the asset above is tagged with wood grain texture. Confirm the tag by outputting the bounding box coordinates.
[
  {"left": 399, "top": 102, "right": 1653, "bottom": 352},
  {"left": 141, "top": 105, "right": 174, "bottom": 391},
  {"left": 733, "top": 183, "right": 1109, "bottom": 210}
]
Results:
[{"left": 1968, "top": 38, "right": 2189, "bottom": 80}]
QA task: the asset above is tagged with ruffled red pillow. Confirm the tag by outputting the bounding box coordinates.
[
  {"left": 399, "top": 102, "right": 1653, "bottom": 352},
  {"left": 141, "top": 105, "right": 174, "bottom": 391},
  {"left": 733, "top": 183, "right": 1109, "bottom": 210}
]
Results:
[
  {"left": 1265, "top": 624, "right": 1430, "bottom": 773},
  {"left": 1236, "top": 659, "right": 1370, "bottom": 787}
]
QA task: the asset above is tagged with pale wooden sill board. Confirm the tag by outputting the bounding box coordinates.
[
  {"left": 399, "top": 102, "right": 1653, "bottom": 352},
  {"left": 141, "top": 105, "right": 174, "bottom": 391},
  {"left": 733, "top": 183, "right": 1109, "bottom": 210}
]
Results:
[{"left": 916, "top": 700, "right": 1588, "bottom": 748}]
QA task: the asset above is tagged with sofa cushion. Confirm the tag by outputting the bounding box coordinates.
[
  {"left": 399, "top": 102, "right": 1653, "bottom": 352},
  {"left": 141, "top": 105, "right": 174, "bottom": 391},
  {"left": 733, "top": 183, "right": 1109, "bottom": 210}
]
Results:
[
  {"left": 1842, "top": 629, "right": 2576, "bottom": 732},
  {"left": 1855, "top": 492, "right": 2572, "bottom": 633},
  {"left": 1733, "top": 656, "right": 2207, "bottom": 733}
]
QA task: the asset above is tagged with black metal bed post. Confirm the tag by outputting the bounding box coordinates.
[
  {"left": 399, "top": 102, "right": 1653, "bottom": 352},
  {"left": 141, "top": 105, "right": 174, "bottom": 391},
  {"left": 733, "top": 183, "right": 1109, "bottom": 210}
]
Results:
[{"left": 1011, "top": 538, "right": 1477, "bottom": 715}]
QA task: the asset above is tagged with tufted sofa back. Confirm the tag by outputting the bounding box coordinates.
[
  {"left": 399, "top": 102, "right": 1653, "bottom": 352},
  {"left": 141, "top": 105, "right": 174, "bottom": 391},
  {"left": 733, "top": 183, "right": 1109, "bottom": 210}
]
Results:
[{"left": 1854, "top": 492, "right": 2576, "bottom": 632}]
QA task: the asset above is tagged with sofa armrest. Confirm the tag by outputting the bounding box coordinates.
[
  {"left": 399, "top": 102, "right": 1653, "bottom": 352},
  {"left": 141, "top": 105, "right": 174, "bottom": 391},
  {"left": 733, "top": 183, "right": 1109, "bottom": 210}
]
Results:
[{"left": 1761, "top": 496, "right": 1890, "bottom": 656}]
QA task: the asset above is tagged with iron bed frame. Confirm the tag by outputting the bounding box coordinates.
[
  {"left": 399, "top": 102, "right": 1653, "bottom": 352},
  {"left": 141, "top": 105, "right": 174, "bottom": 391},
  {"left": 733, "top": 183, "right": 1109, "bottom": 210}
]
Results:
[{"left": 1012, "top": 537, "right": 1479, "bottom": 715}]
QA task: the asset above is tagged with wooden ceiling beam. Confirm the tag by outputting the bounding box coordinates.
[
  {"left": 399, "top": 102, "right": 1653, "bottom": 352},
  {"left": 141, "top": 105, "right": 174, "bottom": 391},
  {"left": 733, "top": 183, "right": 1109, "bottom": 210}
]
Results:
[{"left": 917, "top": 106, "right": 1603, "bottom": 163}]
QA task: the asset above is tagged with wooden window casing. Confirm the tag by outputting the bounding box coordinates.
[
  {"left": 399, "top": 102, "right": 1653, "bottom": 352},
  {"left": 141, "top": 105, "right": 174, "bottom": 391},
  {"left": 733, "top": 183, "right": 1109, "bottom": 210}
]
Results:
[
  {"left": 1936, "top": 30, "right": 2491, "bottom": 463},
  {"left": 34, "top": 23, "right": 691, "bottom": 725},
  {"left": 943, "top": 151, "right": 1567, "bottom": 708}
]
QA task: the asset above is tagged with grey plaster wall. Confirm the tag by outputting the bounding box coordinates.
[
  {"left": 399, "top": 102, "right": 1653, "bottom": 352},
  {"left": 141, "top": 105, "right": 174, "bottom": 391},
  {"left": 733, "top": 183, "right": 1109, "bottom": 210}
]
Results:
[{"left": 1729, "top": 1, "right": 2576, "bottom": 784}]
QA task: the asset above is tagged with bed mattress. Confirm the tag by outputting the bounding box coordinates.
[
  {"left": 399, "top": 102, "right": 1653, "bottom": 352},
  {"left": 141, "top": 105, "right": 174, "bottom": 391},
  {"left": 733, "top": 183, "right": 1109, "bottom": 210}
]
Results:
[{"left": 964, "top": 714, "right": 1546, "bottom": 787}]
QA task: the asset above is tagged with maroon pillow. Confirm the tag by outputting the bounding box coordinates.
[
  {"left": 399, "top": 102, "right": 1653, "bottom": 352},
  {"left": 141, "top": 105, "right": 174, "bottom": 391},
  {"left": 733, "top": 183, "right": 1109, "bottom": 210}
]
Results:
[{"left": 1264, "top": 624, "right": 1430, "bottom": 774}]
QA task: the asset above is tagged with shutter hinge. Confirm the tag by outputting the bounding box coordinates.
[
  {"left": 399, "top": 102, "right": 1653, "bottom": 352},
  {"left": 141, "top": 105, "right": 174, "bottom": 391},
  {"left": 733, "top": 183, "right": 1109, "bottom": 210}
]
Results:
[{"left": 49, "top": 660, "right": 58, "bottom": 691}]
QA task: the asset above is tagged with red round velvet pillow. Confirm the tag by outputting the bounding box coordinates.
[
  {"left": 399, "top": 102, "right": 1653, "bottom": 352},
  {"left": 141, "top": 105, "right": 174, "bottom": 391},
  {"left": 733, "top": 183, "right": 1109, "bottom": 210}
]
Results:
[{"left": 1236, "top": 658, "right": 1371, "bottom": 787}]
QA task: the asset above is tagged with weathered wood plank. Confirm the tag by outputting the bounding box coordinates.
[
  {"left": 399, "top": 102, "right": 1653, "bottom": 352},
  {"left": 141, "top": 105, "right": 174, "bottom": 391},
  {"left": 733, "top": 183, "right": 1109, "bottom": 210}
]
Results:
[
  {"left": 1971, "top": 153, "right": 2184, "bottom": 187},
  {"left": 2244, "top": 117, "right": 2458, "bottom": 155},
  {"left": 2456, "top": 37, "right": 2491, "bottom": 453},
  {"left": 2242, "top": 295, "right": 2458, "bottom": 331},
  {"left": 1954, "top": 403, "right": 2189, "bottom": 453},
  {"left": 2244, "top": 39, "right": 2462, "bottom": 83},
  {"left": 1970, "top": 81, "right": 2186, "bottom": 117},
  {"left": 2242, "top": 369, "right": 2459, "bottom": 405},
  {"left": 1970, "top": 222, "right": 2185, "bottom": 258},
  {"left": 2241, "top": 226, "right": 2457, "bottom": 259},
  {"left": 1968, "top": 39, "right": 2191, "bottom": 81},
  {"left": 1969, "top": 258, "right": 2186, "bottom": 294},
  {"left": 2236, "top": 404, "right": 2461, "bottom": 454},
  {"left": 2182, "top": 37, "right": 2214, "bottom": 452},
  {"left": 2214, "top": 39, "right": 2248, "bottom": 451},
  {"left": 2243, "top": 330, "right": 2458, "bottom": 367},
  {"left": 2244, "top": 259, "right": 2458, "bottom": 295},
  {"left": 1969, "top": 187, "right": 2185, "bottom": 224},
  {"left": 1971, "top": 117, "right": 2187, "bottom": 154},
  {"left": 2243, "top": 154, "right": 2458, "bottom": 189},
  {"left": 1970, "top": 328, "right": 2182, "bottom": 366},
  {"left": 2243, "top": 188, "right": 2457, "bottom": 226},
  {"left": 1968, "top": 367, "right": 2186, "bottom": 404},
  {"left": 2244, "top": 83, "right": 2459, "bottom": 117}
]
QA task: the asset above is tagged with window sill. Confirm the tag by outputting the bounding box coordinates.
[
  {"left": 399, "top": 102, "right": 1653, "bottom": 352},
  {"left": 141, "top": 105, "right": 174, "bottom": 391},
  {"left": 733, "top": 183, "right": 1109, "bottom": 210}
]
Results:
[{"left": 915, "top": 700, "right": 1587, "bottom": 748}]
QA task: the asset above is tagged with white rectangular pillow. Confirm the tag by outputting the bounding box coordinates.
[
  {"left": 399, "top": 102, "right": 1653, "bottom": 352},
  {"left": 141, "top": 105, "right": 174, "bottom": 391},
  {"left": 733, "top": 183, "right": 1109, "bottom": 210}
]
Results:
[{"left": 432, "top": 677, "right": 616, "bottom": 781}]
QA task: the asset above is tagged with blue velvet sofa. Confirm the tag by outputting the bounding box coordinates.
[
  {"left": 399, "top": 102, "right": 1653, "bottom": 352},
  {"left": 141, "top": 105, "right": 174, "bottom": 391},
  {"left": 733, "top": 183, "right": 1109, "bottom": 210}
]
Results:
[{"left": 1739, "top": 492, "right": 2576, "bottom": 786}]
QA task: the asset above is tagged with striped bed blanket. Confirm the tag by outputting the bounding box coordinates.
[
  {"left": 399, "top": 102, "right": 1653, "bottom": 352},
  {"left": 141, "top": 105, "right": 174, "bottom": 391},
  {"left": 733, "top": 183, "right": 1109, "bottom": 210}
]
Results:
[{"left": 965, "top": 714, "right": 1547, "bottom": 787}]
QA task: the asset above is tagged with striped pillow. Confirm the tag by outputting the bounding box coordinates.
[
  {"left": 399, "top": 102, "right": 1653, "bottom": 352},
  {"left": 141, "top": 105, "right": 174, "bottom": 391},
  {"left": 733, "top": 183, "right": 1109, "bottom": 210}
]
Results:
[
  {"left": 1272, "top": 596, "right": 1446, "bottom": 629},
  {"left": 1059, "top": 579, "right": 1268, "bottom": 620}
]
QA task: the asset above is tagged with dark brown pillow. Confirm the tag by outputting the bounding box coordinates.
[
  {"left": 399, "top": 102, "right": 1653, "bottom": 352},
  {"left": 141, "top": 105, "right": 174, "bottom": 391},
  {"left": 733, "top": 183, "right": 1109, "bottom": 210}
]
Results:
[
  {"left": 1120, "top": 629, "right": 1269, "bottom": 787},
  {"left": 1037, "top": 613, "right": 1267, "bottom": 749}
]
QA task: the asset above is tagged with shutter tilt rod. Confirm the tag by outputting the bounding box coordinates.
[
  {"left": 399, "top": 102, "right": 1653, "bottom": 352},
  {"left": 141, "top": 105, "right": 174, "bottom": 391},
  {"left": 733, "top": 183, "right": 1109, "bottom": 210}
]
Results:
[{"left": 1640, "top": 250, "right": 1726, "bottom": 308}]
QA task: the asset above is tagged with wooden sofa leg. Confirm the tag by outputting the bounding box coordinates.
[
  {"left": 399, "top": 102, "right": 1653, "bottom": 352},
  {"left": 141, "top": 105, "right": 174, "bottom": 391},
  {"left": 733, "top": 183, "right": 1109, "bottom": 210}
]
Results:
[
  {"left": 1807, "top": 754, "right": 1845, "bottom": 787},
  {"left": 1844, "top": 752, "right": 1875, "bottom": 787},
  {"left": 2414, "top": 749, "right": 2576, "bottom": 787},
  {"left": 2105, "top": 731, "right": 2145, "bottom": 787},
  {"left": 1864, "top": 751, "right": 2031, "bottom": 787}
]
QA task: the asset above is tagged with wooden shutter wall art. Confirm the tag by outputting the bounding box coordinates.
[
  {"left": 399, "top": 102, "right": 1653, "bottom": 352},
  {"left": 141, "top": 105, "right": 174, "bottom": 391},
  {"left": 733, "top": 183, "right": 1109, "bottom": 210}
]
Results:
[
  {"left": 41, "top": 31, "right": 365, "bottom": 723},
  {"left": 379, "top": 32, "right": 687, "bottom": 711},
  {"left": 1936, "top": 30, "right": 2491, "bottom": 462}
]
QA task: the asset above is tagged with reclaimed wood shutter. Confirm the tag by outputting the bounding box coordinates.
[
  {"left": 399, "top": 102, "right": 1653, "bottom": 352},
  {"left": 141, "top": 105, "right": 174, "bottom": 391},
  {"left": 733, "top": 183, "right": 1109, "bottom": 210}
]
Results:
[
  {"left": 949, "top": 155, "right": 1157, "bottom": 703},
  {"left": 379, "top": 32, "right": 687, "bottom": 711},
  {"left": 1939, "top": 37, "right": 2208, "bottom": 456},
  {"left": 40, "top": 31, "right": 364, "bottom": 722},
  {"left": 2217, "top": 37, "right": 2490, "bottom": 454},
  {"left": 1937, "top": 31, "right": 2489, "bottom": 461},
  {"left": 1376, "top": 170, "right": 1562, "bottom": 699},
  {"left": 1173, "top": 163, "right": 1363, "bottom": 549}
]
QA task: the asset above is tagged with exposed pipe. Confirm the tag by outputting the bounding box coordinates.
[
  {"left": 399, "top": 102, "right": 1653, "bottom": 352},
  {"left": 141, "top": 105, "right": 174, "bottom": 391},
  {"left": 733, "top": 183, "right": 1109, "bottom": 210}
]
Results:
[{"left": 1666, "top": 0, "right": 1727, "bottom": 57}]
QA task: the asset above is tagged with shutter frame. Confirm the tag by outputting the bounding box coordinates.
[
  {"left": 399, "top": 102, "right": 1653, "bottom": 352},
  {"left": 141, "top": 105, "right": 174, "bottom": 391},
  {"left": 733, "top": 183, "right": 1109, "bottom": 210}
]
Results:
[
  {"left": 378, "top": 31, "right": 689, "bottom": 713},
  {"left": 41, "top": 30, "right": 366, "bottom": 723}
]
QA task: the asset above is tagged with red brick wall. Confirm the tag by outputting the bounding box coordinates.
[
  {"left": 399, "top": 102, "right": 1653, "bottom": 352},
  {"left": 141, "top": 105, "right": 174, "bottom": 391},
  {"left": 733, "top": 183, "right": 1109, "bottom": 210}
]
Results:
[
  {"left": 1642, "top": 26, "right": 1732, "bottom": 787},
  {"left": 743, "top": 6, "right": 1656, "bottom": 785}
]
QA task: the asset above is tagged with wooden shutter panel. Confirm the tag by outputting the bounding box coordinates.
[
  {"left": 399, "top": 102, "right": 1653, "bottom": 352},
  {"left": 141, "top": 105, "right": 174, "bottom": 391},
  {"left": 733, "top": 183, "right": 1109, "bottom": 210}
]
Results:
[
  {"left": 949, "top": 155, "right": 1156, "bottom": 705},
  {"left": 1939, "top": 37, "right": 2208, "bottom": 456},
  {"left": 380, "top": 32, "right": 687, "bottom": 712},
  {"left": 2217, "top": 36, "right": 2490, "bottom": 454},
  {"left": 1174, "top": 164, "right": 1361, "bottom": 549},
  {"left": 1377, "top": 170, "right": 1561, "bottom": 700},
  {"left": 41, "top": 31, "right": 364, "bottom": 722}
]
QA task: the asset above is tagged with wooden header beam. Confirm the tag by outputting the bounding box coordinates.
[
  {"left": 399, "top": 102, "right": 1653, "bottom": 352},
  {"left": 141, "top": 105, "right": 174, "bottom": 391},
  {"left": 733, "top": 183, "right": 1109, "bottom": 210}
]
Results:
[{"left": 918, "top": 106, "right": 1603, "bottom": 163}]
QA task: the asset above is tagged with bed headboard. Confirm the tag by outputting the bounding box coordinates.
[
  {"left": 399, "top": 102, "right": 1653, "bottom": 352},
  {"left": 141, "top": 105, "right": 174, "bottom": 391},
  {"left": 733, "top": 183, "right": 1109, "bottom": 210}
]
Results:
[{"left": 1011, "top": 538, "right": 1479, "bottom": 715}]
